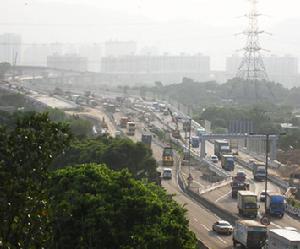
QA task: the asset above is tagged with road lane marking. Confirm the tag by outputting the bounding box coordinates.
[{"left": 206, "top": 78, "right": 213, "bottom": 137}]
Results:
[
  {"left": 201, "top": 224, "right": 210, "bottom": 231},
  {"left": 217, "top": 236, "right": 228, "bottom": 244},
  {"left": 215, "top": 190, "right": 232, "bottom": 203},
  {"left": 271, "top": 222, "right": 282, "bottom": 229}
]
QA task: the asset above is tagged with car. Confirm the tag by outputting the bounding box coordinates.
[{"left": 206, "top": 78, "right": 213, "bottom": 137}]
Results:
[
  {"left": 210, "top": 155, "right": 218, "bottom": 163},
  {"left": 260, "top": 191, "right": 267, "bottom": 202},
  {"left": 212, "top": 220, "right": 233, "bottom": 235},
  {"left": 162, "top": 168, "right": 172, "bottom": 180}
]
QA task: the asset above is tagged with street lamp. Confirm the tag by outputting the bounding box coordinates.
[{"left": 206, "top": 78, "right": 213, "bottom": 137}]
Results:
[{"left": 187, "top": 118, "right": 193, "bottom": 188}]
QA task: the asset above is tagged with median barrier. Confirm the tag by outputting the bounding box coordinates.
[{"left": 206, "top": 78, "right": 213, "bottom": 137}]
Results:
[{"left": 286, "top": 204, "right": 300, "bottom": 218}]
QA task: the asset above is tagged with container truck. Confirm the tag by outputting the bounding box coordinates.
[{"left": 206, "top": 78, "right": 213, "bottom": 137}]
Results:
[
  {"left": 237, "top": 191, "right": 259, "bottom": 218},
  {"left": 265, "top": 193, "right": 285, "bottom": 217},
  {"left": 214, "top": 139, "right": 231, "bottom": 159},
  {"left": 191, "top": 136, "right": 200, "bottom": 148},
  {"left": 141, "top": 133, "right": 152, "bottom": 148},
  {"left": 221, "top": 154, "right": 235, "bottom": 171},
  {"left": 232, "top": 220, "right": 267, "bottom": 249},
  {"left": 267, "top": 228, "right": 300, "bottom": 249}
]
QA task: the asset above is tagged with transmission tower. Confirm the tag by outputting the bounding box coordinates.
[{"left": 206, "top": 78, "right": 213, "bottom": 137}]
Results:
[{"left": 237, "top": 0, "right": 268, "bottom": 81}]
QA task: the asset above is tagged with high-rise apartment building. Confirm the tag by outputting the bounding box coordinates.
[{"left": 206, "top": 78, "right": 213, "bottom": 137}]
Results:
[
  {"left": 47, "top": 54, "right": 88, "bottom": 72},
  {"left": 0, "top": 33, "right": 22, "bottom": 65},
  {"left": 104, "top": 41, "right": 137, "bottom": 57}
]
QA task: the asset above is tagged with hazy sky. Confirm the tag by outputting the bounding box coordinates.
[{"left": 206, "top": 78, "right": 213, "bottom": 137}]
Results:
[{"left": 1, "top": 0, "right": 300, "bottom": 69}]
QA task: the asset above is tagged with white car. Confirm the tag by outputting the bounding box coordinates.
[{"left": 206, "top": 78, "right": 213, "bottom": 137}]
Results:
[
  {"left": 210, "top": 155, "right": 218, "bottom": 163},
  {"left": 162, "top": 168, "right": 172, "bottom": 180},
  {"left": 212, "top": 220, "right": 233, "bottom": 235}
]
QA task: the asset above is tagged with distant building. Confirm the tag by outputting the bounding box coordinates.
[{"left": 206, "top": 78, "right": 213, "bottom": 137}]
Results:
[
  {"left": 101, "top": 54, "right": 210, "bottom": 84},
  {"left": 22, "top": 44, "right": 50, "bottom": 66},
  {"left": 78, "top": 44, "right": 102, "bottom": 72},
  {"left": 0, "top": 33, "right": 22, "bottom": 65},
  {"left": 105, "top": 41, "right": 137, "bottom": 57},
  {"left": 226, "top": 54, "right": 299, "bottom": 88},
  {"left": 47, "top": 54, "right": 88, "bottom": 72}
]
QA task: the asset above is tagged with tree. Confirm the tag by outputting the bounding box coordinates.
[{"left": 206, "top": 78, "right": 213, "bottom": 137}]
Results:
[
  {"left": 49, "top": 164, "right": 197, "bottom": 249},
  {"left": 51, "top": 138, "right": 157, "bottom": 182},
  {"left": 0, "top": 113, "right": 71, "bottom": 248}
]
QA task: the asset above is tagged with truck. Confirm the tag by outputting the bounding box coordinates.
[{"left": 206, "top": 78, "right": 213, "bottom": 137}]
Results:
[
  {"left": 127, "top": 122, "right": 136, "bottom": 136},
  {"left": 232, "top": 220, "right": 267, "bottom": 249},
  {"left": 120, "top": 117, "right": 129, "bottom": 128},
  {"left": 267, "top": 228, "right": 300, "bottom": 249},
  {"left": 265, "top": 193, "right": 285, "bottom": 217},
  {"left": 196, "top": 127, "right": 206, "bottom": 137},
  {"left": 237, "top": 191, "right": 259, "bottom": 218},
  {"left": 253, "top": 163, "right": 266, "bottom": 181},
  {"left": 141, "top": 133, "right": 152, "bottom": 148},
  {"left": 231, "top": 171, "right": 249, "bottom": 198},
  {"left": 162, "top": 146, "right": 174, "bottom": 166},
  {"left": 214, "top": 139, "right": 231, "bottom": 159},
  {"left": 191, "top": 136, "right": 200, "bottom": 148},
  {"left": 221, "top": 154, "right": 235, "bottom": 171}
]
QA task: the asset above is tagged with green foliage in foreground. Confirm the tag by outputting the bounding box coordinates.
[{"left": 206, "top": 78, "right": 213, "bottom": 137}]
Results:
[
  {"left": 49, "top": 164, "right": 197, "bottom": 249},
  {"left": 52, "top": 137, "right": 157, "bottom": 182},
  {"left": 0, "top": 113, "right": 71, "bottom": 249}
]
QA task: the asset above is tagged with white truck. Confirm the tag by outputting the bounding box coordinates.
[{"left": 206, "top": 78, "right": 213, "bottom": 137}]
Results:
[
  {"left": 233, "top": 220, "right": 267, "bottom": 249},
  {"left": 267, "top": 229, "right": 300, "bottom": 249}
]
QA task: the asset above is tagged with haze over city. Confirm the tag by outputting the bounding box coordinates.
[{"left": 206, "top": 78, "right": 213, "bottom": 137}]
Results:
[{"left": 1, "top": 0, "right": 300, "bottom": 70}]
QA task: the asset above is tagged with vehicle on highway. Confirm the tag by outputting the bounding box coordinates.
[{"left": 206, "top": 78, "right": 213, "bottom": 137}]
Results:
[
  {"left": 126, "top": 122, "right": 136, "bottom": 136},
  {"left": 212, "top": 220, "right": 233, "bottom": 235},
  {"left": 266, "top": 192, "right": 285, "bottom": 217},
  {"left": 162, "top": 145, "right": 174, "bottom": 166},
  {"left": 141, "top": 133, "right": 152, "bottom": 148},
  {"left": 191, "top": 136, "right": 200, "bottom": 148},
  {"left": 233, "top": 220, "right": 267, "bottom": 249},
  {"left": 238, "top": 191, "right": 259, "bottom": 218},
  {"left": 210, "top": 155, "right": 218, "bottom": 163},
  {"left": 162, "top": 168, "right": 172, "bottom": 180},
  {"left": 171, "top": 129, "right": 181, "bottom": 139},
  {"left": 196, "top": 127, "right": 206, "bottom": 137},
  {"left": 221, "top": 154, "right": 235, "bottom": 171},
  {"left": 214, "top": 139, "right": 231, "bottom": 159},
  {"left": 252, "top": 162, "right": 266, "bottom": 181},
  {"left": 259, "top": 191, "right": 267, "bottom": 202},
  {"left": 267, "top": 228, "right": 300, "bottom": 249},
  {"left": 120, "top": 116, "right": 129, "bottom": 128},
  {"left": 231, "top": 172, "right": 249, "bottom": 198}
]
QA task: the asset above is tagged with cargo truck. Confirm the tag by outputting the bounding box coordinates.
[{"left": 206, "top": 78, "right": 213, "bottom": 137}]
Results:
[
  {"left": 141, "top": 133, "right": 152, "bottom": 148},
  {"left": 232, "top": 220, "right": 267, "bottom": 249},
  {"left": 231, "top": 172, "right": 249, "bottom": 198},
  {"left": 120, "top": 117, "right": 129, "bottom": 128},
  {"left": 162, "top": 146, "right": 174, "bottom": 166},
  {"left": 237, "top": 191, "right": 259, "bottom": 218},
  {"left": 266, "top": 193, "right": 285, "bottom": 217},
  {"left": 127, "top": 122, "right": 136, "bottom": 136},
  {"left": 221, "top": 154, "right": 235, "bottom": 171},
  {"left": 267, "top": 228, "right": 300, "bottom": 249},
  {"left": 191, "top": 136, "right": 200, "bottom": 148},
  {"left": 253, "top": 163, "right": 266, "bottom": 181},
  {"left": 214, "top": 139, "right": 231, "bottom": 159}
]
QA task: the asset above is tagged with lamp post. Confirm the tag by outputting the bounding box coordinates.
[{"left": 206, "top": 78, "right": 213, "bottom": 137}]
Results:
[{"left": 187, "top": 118, "right": 193, "bottom": 188}]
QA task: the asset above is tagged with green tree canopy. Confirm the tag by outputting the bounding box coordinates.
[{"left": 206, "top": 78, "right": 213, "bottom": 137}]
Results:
[
  {"left": 49, "top": 164, "right": 197, "bottom": 249},
  {"left": 52, "top": 137, "right": 157, "bottom": 182},
  {"left": 0, "top": 113, "right": 71, "bottom": 248}
]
